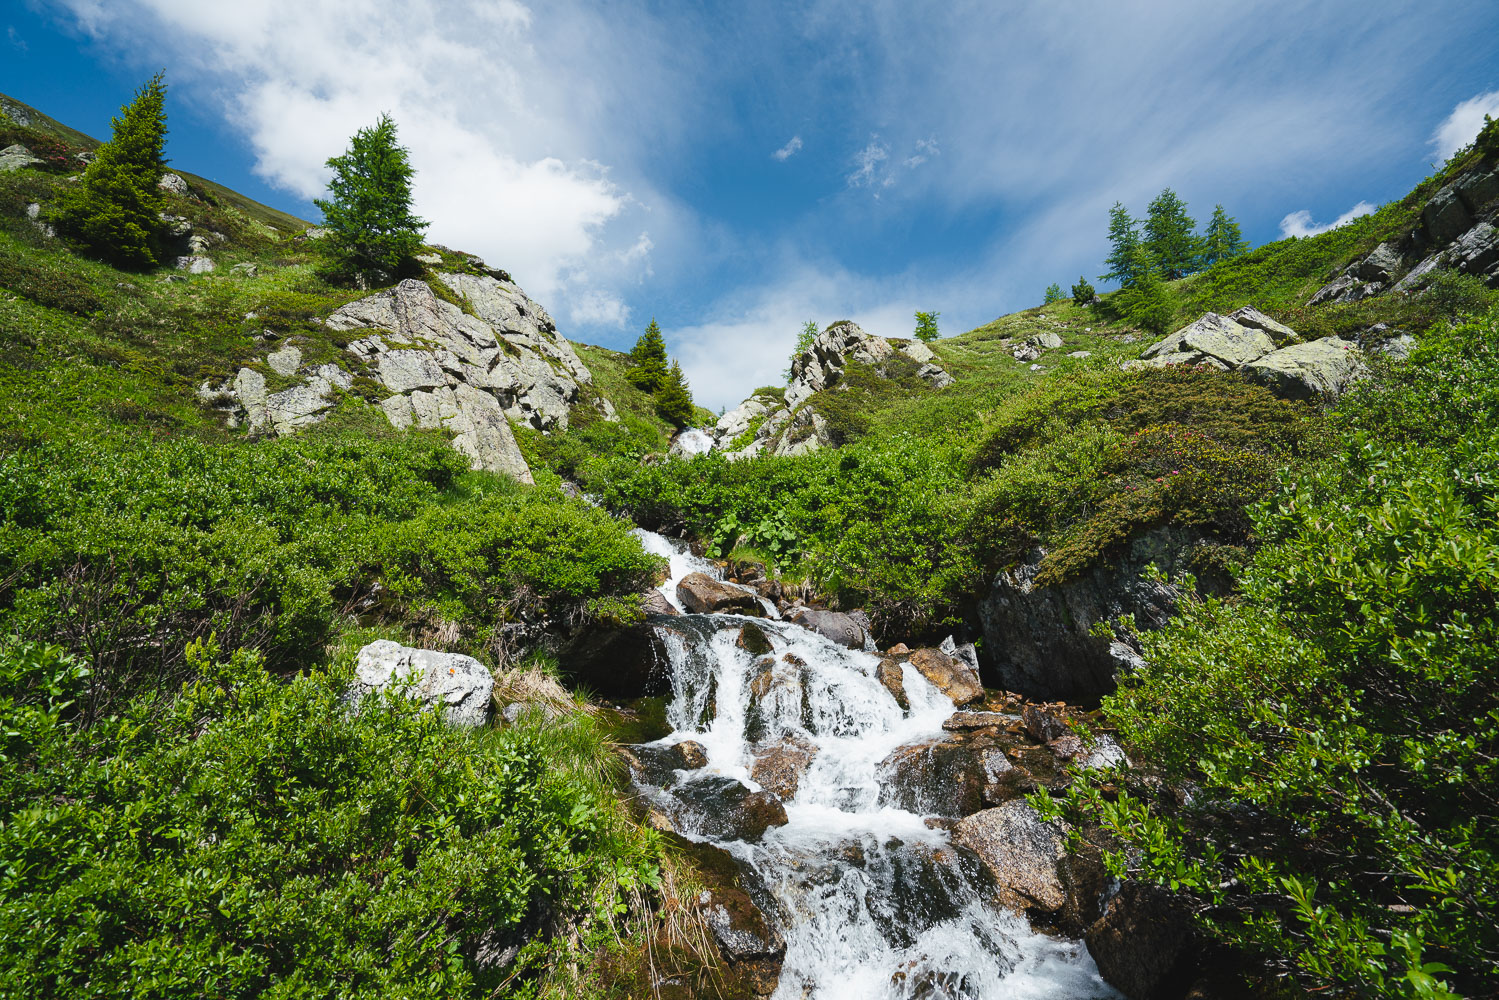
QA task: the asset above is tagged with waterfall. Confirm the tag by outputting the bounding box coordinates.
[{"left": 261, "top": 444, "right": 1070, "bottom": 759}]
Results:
[{"left": 629, "top": 531, "right": 1119, "bottom": 999}]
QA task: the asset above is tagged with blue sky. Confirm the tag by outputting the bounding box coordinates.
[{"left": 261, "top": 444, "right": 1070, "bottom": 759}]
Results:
[{"left": 4, "top": 1, "right": 1499, "bottom": 408}]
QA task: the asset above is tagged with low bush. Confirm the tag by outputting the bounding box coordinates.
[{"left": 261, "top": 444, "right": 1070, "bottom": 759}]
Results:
[{"left": 0, "top": 636, "right": 664, "bottom": 998}]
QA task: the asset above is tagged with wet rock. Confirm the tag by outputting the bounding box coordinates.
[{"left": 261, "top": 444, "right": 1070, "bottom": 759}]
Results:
[
  {"left": 906, "top": 647, "right": 983, "bottom": 705},
  {"left": 876, "top": 658, "right": 910, "bottom": 711},
  {"left": 750, "top": 734, "right": 819, "bottom": 799},
  {"left": 1048, "top": 733, "right": 1084, "bottom": 759},
  {"left": 737, "top": 621, "right": 774, "bottom": 656},
  {"left": 1022, "top": 704, "right": 1068, "bottom": 743},
  {"left": 878, "top": 736, "right": 988, "bottom": 817},
  {"left": 674, "top": 775, "right": 789, "bottom": 843},
  {"left": 672, "top": 837, "right": 785, "bottom": 999},
  {"left": 886, "top": 642, "right": 911, "bottom": 656},
  {"left": 555, "top": 621, "right": 669, "bottom": 697},
  {"left": 674, "top": 740, "right": 709, "bottom": 769},
  {"left": 952, "top": 800, "right": 1068, "bottom": 913},
  {"left": 641, "top": 588, "right": 680, "bottom": 616},
  {"left": 1086, "top": 881, "right": 1198, "bottom": 1000},
  {"left": 676, "top": 572, "right": 763, "bottom": 615},
  {"left": 942, "top": 710, "right": 1013, "bottom": 731},
  {"left": 346, "top": 640, "right": 493, "bottom": 728},
  {"left": 786, "top": 607, "right": 866, "bottom": 649}
]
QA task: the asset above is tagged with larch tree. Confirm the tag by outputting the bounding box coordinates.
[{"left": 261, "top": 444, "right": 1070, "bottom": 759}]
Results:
[
  {"left": 626, "top": 318, "right": 669, "bottom": 392},
  {"left": 1100, "top": 202, "right": 1145, "bottom": 287},
  {"left": 52, "top": 73, "right": 169, "bottom": 269},
  {"left": 1200, "top": 205, "right": 1250, "bottom": 267},
  {"left": 1142, "top": 187, "right": 1202, "bottom": 280},
  {"left": 784, "top": 320, "right": 819, "bottom": 382},
  {"left": 654, "top": 360, "right": 696, "bottom": 428},
  {"left": 914, "top": 310, "right": 941, "bottom": 343},
  {"left": 314, "top": 113, "right": 427, "bottom": 288}
]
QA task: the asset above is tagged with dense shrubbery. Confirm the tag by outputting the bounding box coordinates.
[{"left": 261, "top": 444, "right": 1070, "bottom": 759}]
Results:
[
  {"left": 1054, "top": 311, "right": 1499, "bottom": 996},
  {"left": 0, "top": 637, "right": 663, "bottom": 998},
  {"left": 0, "top": 433, "right": 661, "bottom": 717}
]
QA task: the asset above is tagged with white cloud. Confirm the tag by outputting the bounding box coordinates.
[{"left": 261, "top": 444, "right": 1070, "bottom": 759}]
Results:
[
  {"left": 1278, "top": 200, "right": 1375, "bottom": 239},
  {"left": 1431, "top": 90, "right": 1499, "bottom": 162},
  {"left": 905, "top": 136, "right": 939, "bottom": 167},
  {"left": 772, "top": 135, "right": 803, "bottom": 161},
  {"left": 569, "top": 289, "right": 631, "bottom": 327},
  {"left": 847, "top": 137, "right": 889, "bottom": 187},
  {"left": 49, "top": 0, "right": 674, "bottom": 308},
  {"left": 7, "top": 26, "right": 27, "bottom": 51}
]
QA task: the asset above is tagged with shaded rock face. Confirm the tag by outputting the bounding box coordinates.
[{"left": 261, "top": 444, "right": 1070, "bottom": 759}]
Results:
[
  {"left": 346, "top": 640, "right": 493, "bottom": 728},
  {"left": 555, "top": 620, "right": 669, "bottom": 698},
  {"left": 952, "top": 801, "right": 1069, "bottom": 913},
  {"left": 1085, "top": 881, "right": 1197, "bottom": 1000},
  {"left": 710, "top": 321, "right": 955, "bottom": 460},
  {"left": 672, "top": 775, "right": 789, "bottom": 843},
  {"left": 207, "top": 272, "right": 611, "bottom": 484},
  {"left": 979, "top": 527, "right": 1202, "bottom": 702}
]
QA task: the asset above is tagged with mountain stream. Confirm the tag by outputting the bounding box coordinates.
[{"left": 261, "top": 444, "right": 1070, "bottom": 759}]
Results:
[{"left": 627, "top": 530, "right": 1119, "bottom": 999}]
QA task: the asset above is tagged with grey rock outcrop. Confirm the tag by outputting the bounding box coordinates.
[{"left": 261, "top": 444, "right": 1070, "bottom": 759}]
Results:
[
  {"left": 1133, "top": 312, "right": 1276, "bottom": 369},
  {"left": 0, "top": 144, "right": 42, "bottom": 173},
  {"left": 1227, "top": 305, "right": 1301, "bottom": 345},
  {"left": 158, "top": 172, "right": 189, "bottom": 194},
  {"left": 711, "top": 321, "right": 954, "bottom": 460},
  {"left": 785, "top": 608, "right": 867, "bottom": 649},
  {"left": 979, "top": 527, "right": 1202, "bottom": 701},
  {"left": 347, "top": 639, "right": 494, "bottom": 728},
  {"left": 207, "top": 271, "right": 610, "bottom": 484},
  {"left": 1242, "top": 336, "right": 1366, "bottom": 400}
]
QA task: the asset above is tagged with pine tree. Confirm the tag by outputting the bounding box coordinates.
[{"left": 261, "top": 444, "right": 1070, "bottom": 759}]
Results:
[
  {"left": 52, "top": 73, "right": 169, "bottom": 269},
  {"left": 1071, "top": 276, "right": 1096, "bottom": 304},
  {"left": 314, "top": 114, "right": 426, "bottom": 287},
  {"left": 626, "top": 318, "right": 669, "bottom": 392},
  {"left": 1100, "top": 202, "right": 1144, "bottom": 287},
  {"left": 654, "top": 360, "right": 695, "bottom": 428},
  {"left": 1114, "top": 244, "right": 1176, "bottom": 333},
  {"left": 1043, "top": 283, "right": 1065, "bottom": 305},
  {"left": 1200, "top": 204, "right": 1250, "bottom": 268},
  {"left": 1142, "top": 187, "right": 1202, "bottom": 280},
  {"left": 784, "top": 319, "right": 819, "bottom": 382},
  {"left": 914, "top": 310, "right": 941, "bottom": 343}
]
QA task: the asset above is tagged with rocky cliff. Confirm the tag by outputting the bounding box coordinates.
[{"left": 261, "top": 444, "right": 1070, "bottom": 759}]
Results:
[{"left": 203, "top": 265, "right": 616, "bottom": 484}]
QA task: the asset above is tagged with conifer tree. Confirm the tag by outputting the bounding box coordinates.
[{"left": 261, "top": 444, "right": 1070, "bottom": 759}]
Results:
[
  {"left": 1200, "top": 204, "right": 1250, "bottom": 268},
  {"left": 314, "top": 114, "right": 426, "bottom": 287},
  {"left": 784, "top": 319, "right": 819, "bottom": 382},
  {"left": 1142, "top": 187, "right": 1201, "bottom": 280},
  {"left": 654, "top": 360, "right": 695, "bottom": 428},
  {"left": 914, "top": 310, "right": 941, "bottom": 343},
  {"left": 1071, "top": 276, "right": 1096, "bottom": 304},
  {"left": 52, "top": 73, "right": 169, "bottom": 269},
  {"left": 1043, "top": 283, "right": 1065, "bottom": 305},
  {"left": 626, "top": 318, "right": 669, "bottom": 392},
  {"left": 1100, "top": 202, "right": 1144, "bottom": 287}
]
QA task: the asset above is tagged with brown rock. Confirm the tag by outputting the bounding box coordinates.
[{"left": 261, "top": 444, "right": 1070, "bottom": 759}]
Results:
[
  {"left": 750, "top": 734, "right": 819, "bottom": 800},
  {"left": 674, "top": 776, "right": 789, "bottom": 843},
  {"left": 673, "top": 836, "right": 785, "bottom": 999},
  {"left": 907, "top": 647, "right": 984, "bottom": 705},
  {"left": 886, "top": 642, "right": 911, "bottom": 656},
  {"left": 876, "top": 658, "right": 909, "bottom": 710},
  {"left": 676, "top": 572, "right": 763, "bottom": 615},
  {"left": 675, "top": 740, "right": 709, "bottom": 769},
  {"left": 1048, "top": 733, "right": 1084, "bottom": 759},
  {"left": 877, "top": 736, "right": 988, "bottom": 817},
  {"left": 1022, "top": 704, "right": 1068, "bottom": 743},
  {"left": 942, "top": 710, "right": 1013, "bottom": 731},
  {"left": 952, "top": 800, "right": 1068, "bottom": 913},
  {"left": 640, "top": 588, "right": 680, "bottom": 616}
]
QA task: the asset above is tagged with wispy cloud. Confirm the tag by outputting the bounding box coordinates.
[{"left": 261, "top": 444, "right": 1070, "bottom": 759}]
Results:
[
  {"left": 905, "top": 136, "right": 938, "bottom": 167},
  {"left": 569, "top": 289, "right": 631, "bottom": 327},
  {"left": 847, "top": 137, "right": 889, "bottom": 187},
  {"left": 1278, "top": 200, "right": 1376, "bottom": 239},
  {"left": 1431, "top": 90, "right": 1499, "bottom": 163},
  {"left": 7, "top": 26, "right": 26, "bottom": 52},
  {"left": 772, "top": 135, "right": 802, "bottom": 161}
]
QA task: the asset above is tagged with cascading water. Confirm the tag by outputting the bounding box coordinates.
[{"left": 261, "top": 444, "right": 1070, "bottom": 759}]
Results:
[{"left": 630, "top": 530, "right": 1119, "bottom": 999}]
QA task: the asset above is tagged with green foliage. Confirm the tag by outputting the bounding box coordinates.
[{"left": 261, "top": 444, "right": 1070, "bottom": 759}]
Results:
[
  {"left": 49, "top": 74, "right": 168, "bottom": 269},
  {"left": 313, "top": 114, "right": 427, "bottom": 286},
  {"left": 0, "top": 637, "right": 664, "bottom": 998},
  {"left": 784, "top": 319, "right": 819, "bottom": 381},
  {"left": 1142, "top": 187, "right": 1202, "bottom": 280},
  {"left": 1063, "top": 311, "right": 1499, "bottom": 996},
  {"left": 653, "top": 359, "right": 695, "bottom": 429},
  {"left": 914, "top": 310, "right": 941, "bottom": 343},
  {"left": 1070, "top": 275, "right": 1095, "bottom": 304},
  {"left": 0, "top": 434, "right": 660, "bottom": 714},
  {"left": 1042, "top": 282, "right": 1065, "bottom": 305},
  {"left": 624, "top": 318, "right": 668, "bottom": 392},
  {"left": 1200, "top": 204, "right": 1250, "bottom": 267},
  {"left": 1106, "top": 250, "right": 1176, "bottom": 332},
  {"left": 1100, "top": 201, "right": 1143, "bottom": 286}
]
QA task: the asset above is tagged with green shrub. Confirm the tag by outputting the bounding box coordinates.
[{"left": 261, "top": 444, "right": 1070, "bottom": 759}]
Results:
[
  {"left": 1054, "top": 310, "right": 1499, "bottom": 997},
  {"left": 1070, "top": 276, "right": 1095, "bottom": 304},
  {"left": 0, "top": 637, "right": 663, "bottom": 998}
]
